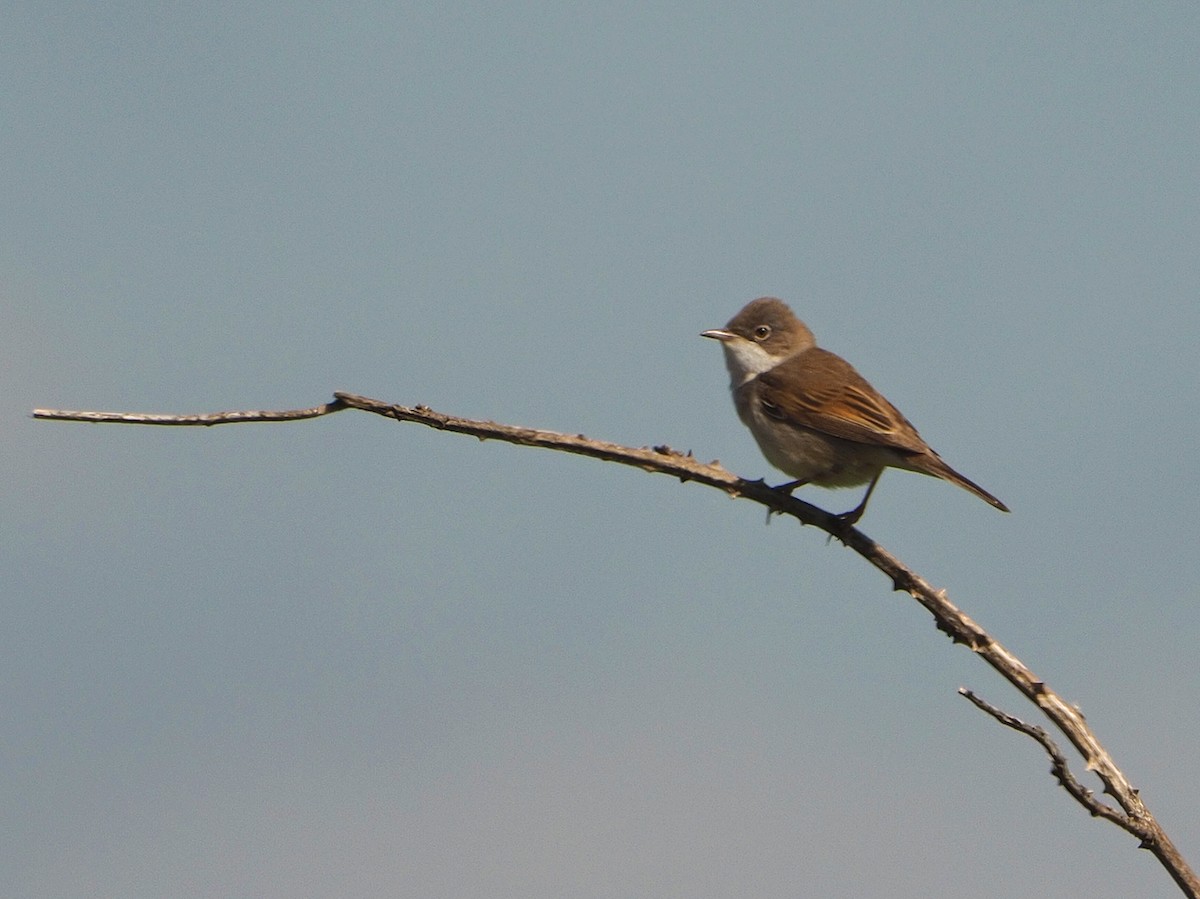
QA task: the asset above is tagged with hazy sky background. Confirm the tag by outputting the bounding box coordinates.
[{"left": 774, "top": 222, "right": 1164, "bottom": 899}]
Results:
[{"left": 5, "top": 4, "right": 1199, "bottom": 897}]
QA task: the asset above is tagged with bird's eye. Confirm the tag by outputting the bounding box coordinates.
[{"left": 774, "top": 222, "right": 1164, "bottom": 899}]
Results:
[{"left": 753, "top": 325, "right": 771, "bottom": 341}]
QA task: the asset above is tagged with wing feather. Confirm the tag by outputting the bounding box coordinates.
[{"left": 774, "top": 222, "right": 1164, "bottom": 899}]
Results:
[{"left": 756, "top": 349, "right": 930, "bottom": 454}]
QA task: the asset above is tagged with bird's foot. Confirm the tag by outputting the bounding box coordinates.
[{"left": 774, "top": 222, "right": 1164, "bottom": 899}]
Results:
[
  {"left": 833, "top": 507, "right": 865, "bottom": 527},
  {"left": 772, "top": 478, "right": 809, "bottom": 496}
]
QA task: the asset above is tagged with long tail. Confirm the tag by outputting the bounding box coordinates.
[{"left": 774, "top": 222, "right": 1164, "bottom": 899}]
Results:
[{"left": 919, "top": 454, "right": 1010, "bottom": 513}]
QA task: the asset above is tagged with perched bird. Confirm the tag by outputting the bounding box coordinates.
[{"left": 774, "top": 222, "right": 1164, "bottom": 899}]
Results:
[{"left": 702, "top": 297, "right": 1008, "bottom": 524}]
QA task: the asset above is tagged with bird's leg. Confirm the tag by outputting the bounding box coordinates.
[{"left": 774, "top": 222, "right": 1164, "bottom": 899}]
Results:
[
  {"left": 774, "top": 477, "right": 811, "bottom": 495},
  {"left": 763, "top": 478, "right": 812, "bottom": 524},
  {"left": 836, "top": 472, "right": 882, "bottom": 526}
]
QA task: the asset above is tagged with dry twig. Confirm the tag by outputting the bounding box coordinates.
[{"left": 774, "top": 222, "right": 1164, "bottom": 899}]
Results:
[{"left": 32, "top": 392, "right": 1199, "bottom": 898}]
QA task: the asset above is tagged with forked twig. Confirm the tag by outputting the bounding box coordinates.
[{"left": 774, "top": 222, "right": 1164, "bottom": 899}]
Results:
[{"left": 32, "top": 391, "right": 1199, "bottom": 897}]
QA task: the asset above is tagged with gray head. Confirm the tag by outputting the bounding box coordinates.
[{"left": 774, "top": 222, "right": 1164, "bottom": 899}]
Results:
[{"left": 701, "top": 297, "right": 816, "bottom": 384}]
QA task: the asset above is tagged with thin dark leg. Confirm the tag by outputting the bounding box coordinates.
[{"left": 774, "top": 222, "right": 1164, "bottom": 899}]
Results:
[
  {"left": 836, "top": 472, "right": 882, "bottom": 525},
  {"left": 774, "top": 477, "right": 811, "bottom": 494}
]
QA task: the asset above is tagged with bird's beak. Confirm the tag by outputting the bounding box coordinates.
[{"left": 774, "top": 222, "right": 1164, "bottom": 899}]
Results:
[{"left": 700, "top": 328, "right": 734, "bottom": 341}]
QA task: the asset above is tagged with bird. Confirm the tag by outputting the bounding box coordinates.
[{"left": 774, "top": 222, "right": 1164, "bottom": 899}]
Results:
[{"left": 701, "top": 297, "right": 1008, "bottom": 524}]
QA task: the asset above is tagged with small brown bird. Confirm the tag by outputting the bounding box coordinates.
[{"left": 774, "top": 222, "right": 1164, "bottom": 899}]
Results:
[{"left": 702, "top": 297, "right": 1008, "bottom": 524}]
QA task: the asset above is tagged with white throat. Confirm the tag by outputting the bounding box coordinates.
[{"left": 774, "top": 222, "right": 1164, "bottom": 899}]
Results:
[{"left": 720, "top": 339, "right": 784, "bottom": 387}]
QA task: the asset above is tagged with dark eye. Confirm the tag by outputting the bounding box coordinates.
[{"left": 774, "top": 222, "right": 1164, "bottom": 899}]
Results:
[{"left": 753, "top": 324, "right": 771, "bottom": 341}]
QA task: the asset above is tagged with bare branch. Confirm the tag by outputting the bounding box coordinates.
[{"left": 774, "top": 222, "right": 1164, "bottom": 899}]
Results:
[
  {"left": 30, "top": 392, "right": 1200, "bottom": 897},
  {"left": 959, "top": 688, "right": 1130, "bottom": 827},
  {"left": 32, "top": 398, "right": 350, "bottom": 426},
  {"left": 958, "top": 690, "right": 1196, "bottom": 898}
]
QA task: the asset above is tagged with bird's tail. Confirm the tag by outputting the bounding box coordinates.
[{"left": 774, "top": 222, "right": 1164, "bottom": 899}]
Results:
[{"left": 921, "top": 455, "right": 1010, "bottom": 513}]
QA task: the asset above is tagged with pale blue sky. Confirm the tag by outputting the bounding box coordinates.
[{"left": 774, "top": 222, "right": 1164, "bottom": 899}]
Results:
[{"left": 5, "top": 4, "right": 1199, "bottom": 897}]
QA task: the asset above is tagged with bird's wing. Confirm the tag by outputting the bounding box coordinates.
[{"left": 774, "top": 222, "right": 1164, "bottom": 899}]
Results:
[{"left": 755, "top": 349, "right": 931, "bottom": 454}]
